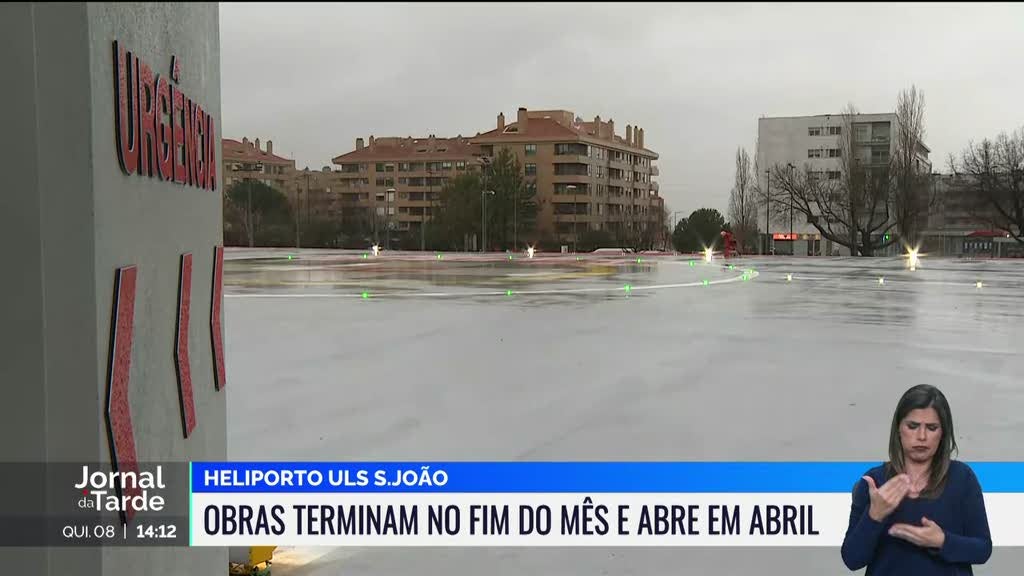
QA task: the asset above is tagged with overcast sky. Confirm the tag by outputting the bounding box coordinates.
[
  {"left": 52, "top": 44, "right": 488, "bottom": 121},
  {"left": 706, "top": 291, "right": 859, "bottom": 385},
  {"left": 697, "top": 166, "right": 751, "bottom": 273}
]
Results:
[{"left": 221, "top": 2, "right": 1024, "bottom": 216}]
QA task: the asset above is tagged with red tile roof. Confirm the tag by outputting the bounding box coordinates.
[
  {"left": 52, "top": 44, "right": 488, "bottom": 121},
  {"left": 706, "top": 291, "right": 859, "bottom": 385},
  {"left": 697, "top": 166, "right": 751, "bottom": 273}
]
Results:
[
  {"left": 222, "top": 139, "right": 294, "bottom": 165},
  {"left": 473, "top": 117, "right": 657, "bottom": 156},
  {"left": 332, "top": 137, "right": 480, "bottom": 163},
  {"left": 474, "top": 117, "right": 582, "bottom": 140}
]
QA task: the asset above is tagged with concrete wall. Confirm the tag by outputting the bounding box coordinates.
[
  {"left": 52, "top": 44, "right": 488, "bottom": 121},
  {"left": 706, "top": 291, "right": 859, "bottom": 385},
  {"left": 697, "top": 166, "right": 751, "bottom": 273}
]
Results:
[{"left": 2, "top": 3, "right": 225, "bottom": 575}]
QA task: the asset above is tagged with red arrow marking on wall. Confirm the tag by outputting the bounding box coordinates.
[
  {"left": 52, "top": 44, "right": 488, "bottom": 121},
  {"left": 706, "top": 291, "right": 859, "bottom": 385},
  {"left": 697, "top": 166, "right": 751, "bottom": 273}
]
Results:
[
  {"left": 211, "top": 246, "right": 226, "bottom": 390},
  {"left": 105, "top": 266, "right": 141, "bottom": 523},
  {"left": 175, "top": 253, "right": 196, "bottom": 437}
]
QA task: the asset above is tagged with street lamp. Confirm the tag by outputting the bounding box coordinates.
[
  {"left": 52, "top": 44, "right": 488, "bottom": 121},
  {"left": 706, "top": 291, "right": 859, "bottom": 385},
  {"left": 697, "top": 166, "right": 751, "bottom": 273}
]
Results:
[
  {"left": 481, "top": 189, "right": 495, "bottom": 252},
  {"left": 247, "top": 161, "right": 264, "bottom": 248},
  {"left": 787, "top": 162, "right": 795, "bottom": 255},
  {"left": 386, "top": 187, "right": 396, "bottom": 250},
  {"left": 764, "top": 169, "right": 770, "bottom": 255},
  {"left": 567, "top": 184, "right": 578, "bottom": 253}
]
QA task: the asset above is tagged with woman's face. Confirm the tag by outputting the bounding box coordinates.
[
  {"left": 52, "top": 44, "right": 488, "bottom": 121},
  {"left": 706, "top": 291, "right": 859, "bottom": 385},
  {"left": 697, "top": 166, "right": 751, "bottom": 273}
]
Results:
[{"left": 900, "top": 407, "right": 942, "bottom": 464}]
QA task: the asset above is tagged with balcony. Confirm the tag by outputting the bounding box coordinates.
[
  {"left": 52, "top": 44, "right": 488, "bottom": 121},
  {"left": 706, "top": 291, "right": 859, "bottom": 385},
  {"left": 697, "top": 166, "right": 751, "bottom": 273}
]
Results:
[
  {"left": 651, "top": 165, "right": 659, "bottom": 176},
  {"left": 551, "top": 173, "right": 591, "bottom": 185},
  {"left": 650, "top": 181, "right": 659, "bottom": 193},
  {"left": 552, "top": 154, "right": 590, "bottom": 164}
]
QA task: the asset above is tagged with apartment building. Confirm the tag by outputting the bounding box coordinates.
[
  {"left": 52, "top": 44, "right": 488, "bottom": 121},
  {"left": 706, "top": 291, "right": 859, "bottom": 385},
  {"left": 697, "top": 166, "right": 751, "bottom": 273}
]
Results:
[
  {"left": 330, "top": 135, "right": 481, "bottom": 245},
  {"left": 756, "top": 113, "right": 930, "bottom": 256},
  {"left": 921, "top": 174, "right": 1022, "bottom": 257},
  {"left": 471, "top": 107, "right": 662, "bottom": 246},
  {"left": 222, "top": 137, "right": 296, "bottom": 191}
]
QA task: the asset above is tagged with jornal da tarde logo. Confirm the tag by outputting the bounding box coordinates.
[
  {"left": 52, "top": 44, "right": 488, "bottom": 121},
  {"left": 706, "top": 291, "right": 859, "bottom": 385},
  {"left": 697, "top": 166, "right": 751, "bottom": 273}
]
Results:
[{"left": 74, "top": 465, "right": 167, "bottom": 519}]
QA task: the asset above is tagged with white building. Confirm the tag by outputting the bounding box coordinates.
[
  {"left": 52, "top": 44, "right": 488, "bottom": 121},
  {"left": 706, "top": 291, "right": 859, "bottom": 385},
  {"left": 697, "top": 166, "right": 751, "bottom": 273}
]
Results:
[{"left": 756, "top": 113, "right": 930, "bottom": 256}]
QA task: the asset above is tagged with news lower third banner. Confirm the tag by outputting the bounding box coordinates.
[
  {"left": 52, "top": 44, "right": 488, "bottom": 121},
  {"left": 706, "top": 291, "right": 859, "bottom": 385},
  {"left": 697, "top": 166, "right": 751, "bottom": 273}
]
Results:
[{"left": 190, "top": 462, "right": 1024, "bottom": 547}]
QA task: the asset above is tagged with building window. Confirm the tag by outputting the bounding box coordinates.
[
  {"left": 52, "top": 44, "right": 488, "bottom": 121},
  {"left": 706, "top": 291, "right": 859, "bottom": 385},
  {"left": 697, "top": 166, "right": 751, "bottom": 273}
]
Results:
[
  {"left": 808, "top": 149, "right": 822, "bottom": 158},
  {"left": 442, "top": 161, "right": 453, "bottom": 170},
  {"left": 375, "top": 163, "right": 385, "bottom": 172},
  {"left": 808, "top": 127, "right": 822, "bottom": 136},
  {"left": 388, "top": 207, "right": 395, "bottom": 215},
  {"left": 376, "top": 207, "right": 385, "bottom": 216},
  {"left": 525, "top": 144, "right": 537, "bottom": 156},
  {"left": 827, "top": 148, "right": 840, "bottom": 158},
  {"left": 828, "top": 126, "right": 842, "bottom": 135},
  {"left": 385, "top": 164, "right": 395, "bottom": 172},
  {"left": 525, "top": 163, "right": 537, "bottom": 176},
  {"left": 555, "top": 143, "right": 588, "bottom": 155},
  {"left": 387, "top": 190, "right": 395, "bottom": 202},
  {"left": 827, "top": 171, "right": 841, "bottom": 180},
  {"left": 399, "top": 162, "right": 411, "bottom": 172},
  {"left": 376, "top": 178, "right": 386, "bottom": 186},
  {"left": 456, "top": 161, "right": 466, "bottom": 170}
]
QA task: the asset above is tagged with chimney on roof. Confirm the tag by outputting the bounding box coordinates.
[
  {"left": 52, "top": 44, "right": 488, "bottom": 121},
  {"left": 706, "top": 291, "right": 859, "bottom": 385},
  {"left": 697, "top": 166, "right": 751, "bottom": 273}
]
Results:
[
  {"left": 608, "top": 119, "right": 614, "bottom": 140},
  {"left": 497, "top": 112, "right": 505, "bottom": 131},
  {"left": 255, "top": 138, "right": 261, "bottom": 152},
  {"left": 242, "top": 137, "right": 249, "bottom": 147},
  {"left": 626, "top": 125, "right": 633, "bottom": 146},
  {"left": 594, "top": 115, "right": 601, "bottom": 138},
  {"left": 369, "top": 135, "right": 375, "bottom": 148},
  {"left": 266, "top": 140, "right": 273, "bottom": 154},
  {"left": 356, "top": 137, "right": 364, "bottom": 150},
  {"left": 638, "top": 128, "right": 644, "bottom": 149},
  {"left": 517, "top": 107, "right": 528, "bottom": 133}
]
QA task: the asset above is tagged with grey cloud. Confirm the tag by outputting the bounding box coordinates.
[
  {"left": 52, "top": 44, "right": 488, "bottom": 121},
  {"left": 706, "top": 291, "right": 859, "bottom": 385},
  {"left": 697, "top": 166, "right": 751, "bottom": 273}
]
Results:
[{"left": 221, "top": 2, "right": 1024, "bottom": 215}]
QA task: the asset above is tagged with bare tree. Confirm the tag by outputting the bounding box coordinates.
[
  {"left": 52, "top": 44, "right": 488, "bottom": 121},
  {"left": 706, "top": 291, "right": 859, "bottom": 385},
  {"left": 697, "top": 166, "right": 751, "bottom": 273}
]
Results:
[
  {"left": 949, "top": 129, "right": 1024, "bottom": 243},
  {"left": 770, "top": 103, "right": 897, "bottom": 256},
  {"left": 891, "top": 85, "right": 934, "bottom": 245},
  {"left": 728, "top": 147, "right": 759, "bottom": 253}
]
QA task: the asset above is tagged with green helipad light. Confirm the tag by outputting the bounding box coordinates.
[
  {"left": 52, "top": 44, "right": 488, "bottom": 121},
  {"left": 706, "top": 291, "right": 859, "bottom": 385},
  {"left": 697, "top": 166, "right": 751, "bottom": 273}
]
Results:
[
  {"left": 437, "top": 254, "right": 443, "bottom": 260},
  {"left": 624, "top": 284, "right": 632, "bottom": 292},
  {"left": 576, "top": 257, "right": 582, "bottom": 261},
  {"left": 362, "top": 253, "right": 368, "bottom": 259},
  {"left": 689, "top": 261, "right": 695, "bottom": 267},
  {"left": 702, "top": 279, "right": 709, "bottom": 286},
  {"left": 509, "top": 255, "right": 514, "bottom": 260},
  {"left": 288, "top": 255, "right": 293, "bottom": 260},
  {"left": 728, "top": 264, "right": 734, "bottom": 269},
  {"left": 506, "top": 289, "right": 513, "bottom": 296},
  {"left": 636, "top": 257, "right": 642, "bottom": 263},
  {"left": 361, "top": 292, "right": 369, "bottom": 299}
]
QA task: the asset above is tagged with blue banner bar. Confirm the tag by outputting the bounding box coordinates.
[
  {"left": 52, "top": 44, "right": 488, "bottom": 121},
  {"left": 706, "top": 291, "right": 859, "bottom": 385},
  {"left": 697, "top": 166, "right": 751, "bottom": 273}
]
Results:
[{"left": 190, "top": 462, "right": 1024, "bottom": 493}]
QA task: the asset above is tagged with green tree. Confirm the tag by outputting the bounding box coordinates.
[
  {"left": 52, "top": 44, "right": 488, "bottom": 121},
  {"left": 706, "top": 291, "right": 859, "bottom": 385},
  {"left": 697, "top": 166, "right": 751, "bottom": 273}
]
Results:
[
  {"left": 431, "top": 172, "right": 484, "bottom": 250},
  {"left": 485, "top": 148, "right": 537, "bottom": 250},
  {"left": 225, "top": 180, "right": 293, "bottom": 247},
  {"left": 672, "top": 208, "right": 726, "bottom": 253},
  {"left": 577, "top": 228, "right": 616, "bottom": 252}
]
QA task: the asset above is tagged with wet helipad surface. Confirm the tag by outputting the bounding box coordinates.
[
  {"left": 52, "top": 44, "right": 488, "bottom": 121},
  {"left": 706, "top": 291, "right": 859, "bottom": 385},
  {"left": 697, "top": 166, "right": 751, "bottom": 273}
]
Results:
[{"left": 224, "top": 249, "right": 1024, "bottom": 575}]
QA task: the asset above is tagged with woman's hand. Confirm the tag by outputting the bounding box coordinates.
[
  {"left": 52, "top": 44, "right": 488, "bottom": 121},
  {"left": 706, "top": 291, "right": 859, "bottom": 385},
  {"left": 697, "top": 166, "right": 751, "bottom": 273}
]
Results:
[
  {"left": 889, "top": 517, "right": 946, "bottom": 549},
  {"left": 863, "top": 474, "right": 910, "bottom": 522}
]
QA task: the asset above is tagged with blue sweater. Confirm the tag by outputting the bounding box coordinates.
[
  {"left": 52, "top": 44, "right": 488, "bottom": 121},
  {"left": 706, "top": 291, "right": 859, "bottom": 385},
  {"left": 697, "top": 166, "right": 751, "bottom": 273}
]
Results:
[{"left": 841, "top": 460, "right": 992, "bottom": 574}]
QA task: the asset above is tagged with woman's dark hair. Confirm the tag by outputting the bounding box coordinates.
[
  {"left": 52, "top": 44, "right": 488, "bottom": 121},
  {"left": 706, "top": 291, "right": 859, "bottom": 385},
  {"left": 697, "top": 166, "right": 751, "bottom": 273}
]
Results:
[{"left": 885, "top": 384, "right": 958, "bottom": 497}]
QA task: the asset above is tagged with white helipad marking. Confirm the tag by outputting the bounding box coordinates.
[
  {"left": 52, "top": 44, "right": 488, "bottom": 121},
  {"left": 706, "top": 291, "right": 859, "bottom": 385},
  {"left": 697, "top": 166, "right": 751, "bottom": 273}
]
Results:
[{"left": 225, "top": 260, "right": 759, "bottom": 300}]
